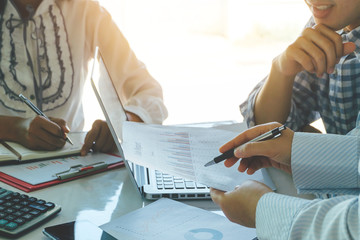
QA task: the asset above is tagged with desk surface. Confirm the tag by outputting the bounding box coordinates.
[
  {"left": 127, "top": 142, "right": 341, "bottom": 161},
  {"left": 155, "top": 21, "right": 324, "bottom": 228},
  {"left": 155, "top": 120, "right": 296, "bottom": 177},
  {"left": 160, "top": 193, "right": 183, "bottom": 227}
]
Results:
[
  {"left": 0, "top": 168, "right": 142, "bottom": 240},
  {"left": 0, "top": 167, "right": 221, "bottom": 240},
  {"left": 0, "top": 165, "right": 313, "bottom": 240}
]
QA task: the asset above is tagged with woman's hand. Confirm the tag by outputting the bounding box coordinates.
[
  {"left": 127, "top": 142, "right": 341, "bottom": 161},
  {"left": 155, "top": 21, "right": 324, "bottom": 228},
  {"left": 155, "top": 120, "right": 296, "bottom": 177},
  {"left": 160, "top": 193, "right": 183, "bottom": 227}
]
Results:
[
  {"left": 81, "top": 119, "right": 117, "bottom": 156},
  {"left": 17, "top": 116, "right": 68, "bottom": 150}
]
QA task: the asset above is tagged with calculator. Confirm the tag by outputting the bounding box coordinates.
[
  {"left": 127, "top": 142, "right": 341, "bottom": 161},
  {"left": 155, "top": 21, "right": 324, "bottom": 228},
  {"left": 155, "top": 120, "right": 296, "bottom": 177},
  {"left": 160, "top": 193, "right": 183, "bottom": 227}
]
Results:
[{"left": 0, "top": 186, "right": 61, "bottom": 238}]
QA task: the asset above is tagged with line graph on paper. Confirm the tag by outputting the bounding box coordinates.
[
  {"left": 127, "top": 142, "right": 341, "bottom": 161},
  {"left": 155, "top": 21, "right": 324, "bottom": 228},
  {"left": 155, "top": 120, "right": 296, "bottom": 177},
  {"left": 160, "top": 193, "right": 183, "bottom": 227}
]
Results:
[{"left": 159, "top": 131, "right": 195, "bottom": 180}]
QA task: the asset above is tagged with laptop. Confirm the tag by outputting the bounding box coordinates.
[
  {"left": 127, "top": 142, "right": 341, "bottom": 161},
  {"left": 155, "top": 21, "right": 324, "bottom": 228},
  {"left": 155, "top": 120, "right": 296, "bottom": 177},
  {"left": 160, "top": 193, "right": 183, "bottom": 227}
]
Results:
[{"left": 90, "top": 47, "right": 210, "bottom": 200}]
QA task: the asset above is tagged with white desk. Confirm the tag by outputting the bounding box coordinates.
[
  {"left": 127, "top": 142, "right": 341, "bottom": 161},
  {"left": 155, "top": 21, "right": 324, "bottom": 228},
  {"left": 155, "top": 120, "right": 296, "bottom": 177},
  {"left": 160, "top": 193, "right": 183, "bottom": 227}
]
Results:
[
  {"left": 0, "top": 167, "right": 221, "bottom": 240},
  {"left": 0, "top": 168, "right": 142, "bottom": 239},
  {"left": 0, "top": 165, "right": 313, "bottom": 239}
]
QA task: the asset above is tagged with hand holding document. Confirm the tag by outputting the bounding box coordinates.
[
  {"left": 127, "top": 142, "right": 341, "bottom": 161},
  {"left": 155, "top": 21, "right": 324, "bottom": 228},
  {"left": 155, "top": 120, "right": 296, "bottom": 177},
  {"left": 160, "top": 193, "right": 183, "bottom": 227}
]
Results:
[{"left": 122, "top": 122, "right": 275, "bottom": 191}]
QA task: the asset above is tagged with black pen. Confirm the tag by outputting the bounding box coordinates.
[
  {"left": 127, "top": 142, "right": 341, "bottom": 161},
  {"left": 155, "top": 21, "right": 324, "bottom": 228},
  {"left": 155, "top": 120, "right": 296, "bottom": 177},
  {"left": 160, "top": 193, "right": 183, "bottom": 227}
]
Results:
[
  {"left": 18, "top": 94, "right": 73, "bottom": 145},
  {"left": 204, "top": 125, "right": 286, "bottom": 167}
]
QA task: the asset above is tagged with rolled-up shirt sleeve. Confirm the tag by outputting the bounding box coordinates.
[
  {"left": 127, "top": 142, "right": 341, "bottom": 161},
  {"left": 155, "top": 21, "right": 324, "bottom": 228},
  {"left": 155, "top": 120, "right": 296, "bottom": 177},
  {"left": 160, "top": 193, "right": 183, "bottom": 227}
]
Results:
[
  {"left": 240, "top": 72, "right": 320, "bottom": 131},
  {"left": 240, "top": 79, "right": 264, "bottom": 127}
]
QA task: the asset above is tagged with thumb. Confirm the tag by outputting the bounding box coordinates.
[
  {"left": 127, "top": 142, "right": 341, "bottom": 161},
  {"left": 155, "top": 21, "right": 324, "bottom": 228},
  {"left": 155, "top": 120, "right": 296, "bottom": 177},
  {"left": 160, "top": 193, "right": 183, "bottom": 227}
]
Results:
[
  {"left": 343, "top": 42, "right": 356, "bottom": 56},
  {"left": 209, "top": 188, "right": 224, "bottom": 204}
]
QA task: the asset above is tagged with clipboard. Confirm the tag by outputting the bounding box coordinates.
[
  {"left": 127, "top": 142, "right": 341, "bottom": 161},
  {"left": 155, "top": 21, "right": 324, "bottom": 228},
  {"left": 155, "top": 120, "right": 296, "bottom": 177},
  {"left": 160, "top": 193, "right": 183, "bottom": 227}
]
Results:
[
  {"left": 55, "top": 162, "right": 109, "bottom": 180},
  {"left": 0, "top": 153, "right": 125, "bottom": 192}
]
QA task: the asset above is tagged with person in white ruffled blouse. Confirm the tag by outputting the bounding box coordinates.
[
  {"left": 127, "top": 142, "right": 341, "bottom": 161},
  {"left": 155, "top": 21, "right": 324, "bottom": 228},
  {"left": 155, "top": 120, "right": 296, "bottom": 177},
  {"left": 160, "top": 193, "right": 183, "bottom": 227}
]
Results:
[{"left": 0, "top": 0, "right": 168, "bottom": 154}]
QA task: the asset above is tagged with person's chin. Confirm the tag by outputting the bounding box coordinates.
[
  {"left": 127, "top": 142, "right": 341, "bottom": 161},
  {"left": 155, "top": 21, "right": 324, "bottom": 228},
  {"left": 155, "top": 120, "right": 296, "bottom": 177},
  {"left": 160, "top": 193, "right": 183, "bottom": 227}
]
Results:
[{"left": 313, "top": 19, "right": 344, "bottom": 31}]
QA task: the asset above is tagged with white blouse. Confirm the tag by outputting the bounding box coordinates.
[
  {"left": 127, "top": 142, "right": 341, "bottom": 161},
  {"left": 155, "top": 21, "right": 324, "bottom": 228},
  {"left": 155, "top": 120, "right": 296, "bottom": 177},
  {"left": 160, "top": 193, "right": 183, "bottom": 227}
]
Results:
[{"left": 0, "top": 0, "right": 168, "bottom": 131}]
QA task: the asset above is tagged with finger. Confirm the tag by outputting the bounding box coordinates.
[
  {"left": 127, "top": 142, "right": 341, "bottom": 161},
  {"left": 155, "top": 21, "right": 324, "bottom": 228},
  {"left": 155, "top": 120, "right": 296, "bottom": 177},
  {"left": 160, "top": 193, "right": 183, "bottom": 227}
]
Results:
[
  {"left": 219, "top": 123, "right": 281, "bottom": 153},
  {"left": 100, "top": 136, "right": 116, "bottom": 153},
  {"left": 33, "top": 116, "right": 64, "bottom": 138},
  {"left": 50, "top": 117, "right": 70, "bottom": 134},
  {"left": 287, "top": 43, "right": 316, "bottom": 73},
  {"left": 245, "top": 156, "right": 273, "bottom": 175},
  {"left": 302, "top": 41, "right": 327, "bottom": 77},
  {"left": 93, "top": 128, "right": 110, "bottom": 152},
  {"left": 28, "top": 119, "right": 66, "bottom": 149},
  {"left": 237, "top": 156, "right": 268, "bottom": 174},
  {"left": 224, "top": 157, "right": 240, "bottom": 168},
  {"left": 210, "top": 188, "right": 225, "bottom": 204},
  {"left": 91, "top": 122, "right": 111, "bottom": 152},
  {"left": 234, "top": 140, "right": 278, "bottom": 160},
  {"left": 28, "top": 134, "right": 63, "bottom": 150},
  {"left": 343, "top": 42, "right": 356, "bottom": 56},
  {"left": 302, "top": 27, "right": 335, "bottom": 75},
  {"left": 238, "top": 157, "right": 251, "bottom": 173},
  {"left": 313, "top": 24, "right": 343, "bottom": 60},
  {"left": 81, "top": 127, "right": 100, "bottom": 156}
]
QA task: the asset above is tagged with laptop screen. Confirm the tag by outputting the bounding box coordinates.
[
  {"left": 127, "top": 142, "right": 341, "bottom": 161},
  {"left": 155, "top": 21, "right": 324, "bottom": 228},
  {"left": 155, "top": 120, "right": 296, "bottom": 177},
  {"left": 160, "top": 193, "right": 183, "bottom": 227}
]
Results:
[
  {"left": 90, "top": 47, "right": 145, "bottom": 196},
  {"left": 90, "top": 47, "right": 215, "bottom": 200}
]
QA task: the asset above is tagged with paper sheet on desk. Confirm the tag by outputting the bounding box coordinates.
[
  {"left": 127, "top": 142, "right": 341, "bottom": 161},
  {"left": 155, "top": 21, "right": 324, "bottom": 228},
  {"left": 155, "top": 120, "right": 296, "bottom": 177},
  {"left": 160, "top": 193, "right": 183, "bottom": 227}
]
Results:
[
  {"left": 122, "top": 122, "right": 275, "bottom": 191},
  {"left": 100, "top": 198, "right": 256, "bottom": 240}
]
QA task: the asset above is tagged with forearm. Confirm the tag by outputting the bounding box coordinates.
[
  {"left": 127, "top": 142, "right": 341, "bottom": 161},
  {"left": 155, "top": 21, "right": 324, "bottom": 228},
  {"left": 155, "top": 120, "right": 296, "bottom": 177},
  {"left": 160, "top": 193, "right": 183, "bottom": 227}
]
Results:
[
  {"left": 256, "top": 193, "right": 358, "bottom": 240},
  {"left": 292, "top": 132, "right": 359, "bottom": 195},
  {"left": 254, "top": 58, "right": 296, "bottom": 125}
]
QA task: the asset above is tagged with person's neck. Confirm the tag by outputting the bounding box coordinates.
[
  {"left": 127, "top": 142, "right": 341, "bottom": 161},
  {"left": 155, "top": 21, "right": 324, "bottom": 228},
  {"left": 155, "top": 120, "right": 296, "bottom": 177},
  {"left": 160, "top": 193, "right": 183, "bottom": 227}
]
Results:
[{"left": 11, "top": 0, "right": 42, "bottom": 18}]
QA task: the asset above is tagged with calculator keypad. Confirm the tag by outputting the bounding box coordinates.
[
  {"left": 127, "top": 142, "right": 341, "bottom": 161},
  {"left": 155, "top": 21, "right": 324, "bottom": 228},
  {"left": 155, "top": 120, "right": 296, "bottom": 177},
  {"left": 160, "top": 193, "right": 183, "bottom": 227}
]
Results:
[{"left": 0, "top": 187, "right": 61, "bottom": 238}]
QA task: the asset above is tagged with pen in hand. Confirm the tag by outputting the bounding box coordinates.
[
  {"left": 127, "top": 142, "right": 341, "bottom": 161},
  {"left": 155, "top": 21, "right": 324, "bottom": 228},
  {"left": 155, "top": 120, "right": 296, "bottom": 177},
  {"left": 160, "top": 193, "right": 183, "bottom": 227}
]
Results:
[
  {"left": 18, "top": 94, "right": 73, "bottom": 145},
  {"left": 204, "top": 125, "right": 286, "bottom": 167}
]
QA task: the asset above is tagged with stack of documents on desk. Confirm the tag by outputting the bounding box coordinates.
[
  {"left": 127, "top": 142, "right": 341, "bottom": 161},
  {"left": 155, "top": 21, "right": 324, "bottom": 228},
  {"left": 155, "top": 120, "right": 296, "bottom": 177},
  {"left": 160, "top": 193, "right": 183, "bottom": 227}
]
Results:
[
  {"left": 122, "top": 122, "right": 275, "bottom": 191},
  {"left": 100, "top": 198, "right": 256, "bottom": 240}
]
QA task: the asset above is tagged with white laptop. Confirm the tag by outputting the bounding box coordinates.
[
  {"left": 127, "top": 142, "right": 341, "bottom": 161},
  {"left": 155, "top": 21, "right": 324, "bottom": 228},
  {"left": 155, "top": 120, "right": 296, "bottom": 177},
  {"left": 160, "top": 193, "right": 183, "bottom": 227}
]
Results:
[{"left": 90, "top": 47, "right": 210, "bottom": 200}]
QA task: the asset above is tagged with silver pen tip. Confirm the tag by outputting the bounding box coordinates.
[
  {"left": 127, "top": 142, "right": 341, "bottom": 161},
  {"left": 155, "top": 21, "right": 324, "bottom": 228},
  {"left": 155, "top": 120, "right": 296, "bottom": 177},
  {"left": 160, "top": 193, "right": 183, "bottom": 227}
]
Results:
[{"left": 204, "top": 160, "right": 215, "bottom": 167}]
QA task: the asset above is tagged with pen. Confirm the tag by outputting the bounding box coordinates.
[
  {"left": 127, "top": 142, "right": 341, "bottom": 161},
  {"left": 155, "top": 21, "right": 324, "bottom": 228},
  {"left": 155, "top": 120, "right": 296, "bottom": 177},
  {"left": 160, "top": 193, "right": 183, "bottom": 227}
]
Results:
[
  {"left": 18, "top": 94, "right": 73, "bottom": 145},
  {"left": 204, "top": 125, "right": 286, "bottom": 167}
]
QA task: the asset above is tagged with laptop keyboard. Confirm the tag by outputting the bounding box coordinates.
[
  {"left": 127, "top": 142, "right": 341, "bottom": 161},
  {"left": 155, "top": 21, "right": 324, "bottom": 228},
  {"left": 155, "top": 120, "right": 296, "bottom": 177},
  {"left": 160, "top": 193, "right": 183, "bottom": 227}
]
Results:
[
  {"left": 0, "top": 187, "right": 61, "bottom": 238},
  {"left": 155, "top": 170, "right": 208, "bottom": 190}
]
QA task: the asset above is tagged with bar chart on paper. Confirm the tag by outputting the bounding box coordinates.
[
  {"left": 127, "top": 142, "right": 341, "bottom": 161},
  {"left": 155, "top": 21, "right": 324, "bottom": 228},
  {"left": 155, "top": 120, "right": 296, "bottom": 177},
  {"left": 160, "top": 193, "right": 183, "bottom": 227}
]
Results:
[
  {"left": 160, "top": 131, "right": 195, "bottom": 180},
  {"left": 123, "top": 122, "right": 276, "bottom": 191}
]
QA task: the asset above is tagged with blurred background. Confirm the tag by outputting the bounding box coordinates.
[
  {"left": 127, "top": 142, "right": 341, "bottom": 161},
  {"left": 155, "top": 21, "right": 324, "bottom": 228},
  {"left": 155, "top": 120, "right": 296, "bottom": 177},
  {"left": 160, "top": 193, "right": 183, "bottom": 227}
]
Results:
[{"left": 83, "top": 0, "right": 311, "bottom": 128}]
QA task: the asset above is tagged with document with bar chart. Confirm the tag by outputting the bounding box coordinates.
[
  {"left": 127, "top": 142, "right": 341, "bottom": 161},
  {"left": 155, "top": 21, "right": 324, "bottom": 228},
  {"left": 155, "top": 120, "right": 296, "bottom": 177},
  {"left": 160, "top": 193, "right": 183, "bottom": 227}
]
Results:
[{"left": 122, "top": 122, "right": 275, "bottom": 191}]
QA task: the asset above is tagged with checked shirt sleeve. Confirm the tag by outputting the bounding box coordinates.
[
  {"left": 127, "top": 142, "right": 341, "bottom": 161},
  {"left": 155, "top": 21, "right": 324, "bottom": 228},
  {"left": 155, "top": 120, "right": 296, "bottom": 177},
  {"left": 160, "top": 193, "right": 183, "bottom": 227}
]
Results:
[{"left": 240, "top": 71, "right": 321, "bottom": 131}]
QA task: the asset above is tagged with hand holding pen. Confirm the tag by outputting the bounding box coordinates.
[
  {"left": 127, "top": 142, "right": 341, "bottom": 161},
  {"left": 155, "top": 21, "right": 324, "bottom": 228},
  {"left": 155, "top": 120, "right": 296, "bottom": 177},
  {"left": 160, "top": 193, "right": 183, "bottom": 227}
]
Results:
[
  {"left": 205, "top": 123, "right": 293, "bottom": 175},
  {"left": 18, "top": 94, "right": 73, "bottom": 150}
]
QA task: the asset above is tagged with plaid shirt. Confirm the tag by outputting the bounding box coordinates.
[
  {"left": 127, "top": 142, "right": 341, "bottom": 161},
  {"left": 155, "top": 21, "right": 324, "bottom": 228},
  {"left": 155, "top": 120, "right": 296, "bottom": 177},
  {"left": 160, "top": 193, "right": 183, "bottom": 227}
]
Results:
[{"left": 240, "top": 18, "right": 360, "bottom": 134}]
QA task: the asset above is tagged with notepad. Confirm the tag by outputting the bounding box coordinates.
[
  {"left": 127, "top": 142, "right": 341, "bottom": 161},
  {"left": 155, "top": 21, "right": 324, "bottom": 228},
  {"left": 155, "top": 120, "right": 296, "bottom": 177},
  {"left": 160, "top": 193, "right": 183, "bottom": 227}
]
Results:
[{"left": 0, "top": 132, "right": 85, "bottom": 164}]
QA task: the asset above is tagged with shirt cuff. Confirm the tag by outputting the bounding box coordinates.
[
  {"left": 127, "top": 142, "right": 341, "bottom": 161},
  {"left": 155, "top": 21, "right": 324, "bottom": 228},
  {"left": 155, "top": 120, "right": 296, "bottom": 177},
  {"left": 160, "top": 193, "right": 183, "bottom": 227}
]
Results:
[
  {"left": 124, "top": 96, "right": 167, "bottom": 124},
  {"left": 256, "top": 192, "right": 311, "bottom": 240},
  {"left": 292, "top": 132, "right": 360, "bottom": 194}
]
